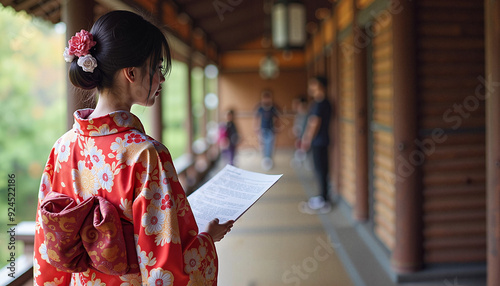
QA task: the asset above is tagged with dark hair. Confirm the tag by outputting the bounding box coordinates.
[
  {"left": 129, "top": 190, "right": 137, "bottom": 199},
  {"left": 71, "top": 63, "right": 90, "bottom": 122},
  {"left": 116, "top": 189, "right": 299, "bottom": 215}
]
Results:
[
  {"left": 295, "top": 95, "right": 307, "bottom": 103},
  {"left": 312, "top": 76, "right": 328, "bottom": 89},
  {"left": 69, "top": 10, "right": 171, "bottom": 95},
  {"left": 261, "top": 89, "right": 273, "bottom": 98}
]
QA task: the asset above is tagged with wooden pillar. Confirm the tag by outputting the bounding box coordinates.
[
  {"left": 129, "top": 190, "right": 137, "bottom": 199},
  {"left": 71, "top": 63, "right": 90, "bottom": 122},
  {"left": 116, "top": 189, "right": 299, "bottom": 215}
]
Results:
[
  {"left": 329, "top": 6, "right": 341, "bottom": 197},
  {"left": 329, "top": 44, "right": 341, "bottom": 196},
  {"left": 390, "top": 0, "right": 422, "bottom": 273},
  {"left": 316, "top": 44, "right": 326, "bottom": 76},
  {"left": 63, "top": 0, "right": 95, "bottom": 130},
  {"left": 150, "top": 1, "right": 164, "bottom": 142},
  {"left": 485, "top": 1, "right": 500, "bottom": 285},
  {"left": 352, "top": 3, "right": 369, "bottom": 221}
]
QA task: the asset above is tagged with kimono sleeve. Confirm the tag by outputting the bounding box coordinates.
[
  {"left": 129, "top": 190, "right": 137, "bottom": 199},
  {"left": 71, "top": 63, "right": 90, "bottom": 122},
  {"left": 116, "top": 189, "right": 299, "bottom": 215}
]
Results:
[
  {"left": 132, "top": 143, "right": 218, "bottom": 286},
  {"left": 33, "top": 147, "right": 72, "bottom": 286}
]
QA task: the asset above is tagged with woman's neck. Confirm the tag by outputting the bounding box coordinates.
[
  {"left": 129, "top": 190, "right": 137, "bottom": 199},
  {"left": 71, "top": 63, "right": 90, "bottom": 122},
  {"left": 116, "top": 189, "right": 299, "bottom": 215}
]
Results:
[{"left": 88, "top": 91, "right": 132, "bottom": 119}]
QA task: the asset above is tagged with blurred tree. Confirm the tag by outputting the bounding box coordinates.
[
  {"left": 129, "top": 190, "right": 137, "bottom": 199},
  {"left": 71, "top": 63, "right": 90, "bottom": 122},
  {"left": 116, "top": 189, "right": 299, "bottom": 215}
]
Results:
[
  {"left": 163, "top": 60, "right": 189, "bottom": 159},
  {"left": 0, "top": 5, "right": 65, "bottom": 266}
]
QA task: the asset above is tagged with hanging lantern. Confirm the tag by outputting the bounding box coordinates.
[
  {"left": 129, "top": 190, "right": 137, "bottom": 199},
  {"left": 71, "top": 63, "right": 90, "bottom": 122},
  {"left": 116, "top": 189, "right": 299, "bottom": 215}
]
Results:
[{"left": 271, "top": 0, "right": 306, "bottom": 49}]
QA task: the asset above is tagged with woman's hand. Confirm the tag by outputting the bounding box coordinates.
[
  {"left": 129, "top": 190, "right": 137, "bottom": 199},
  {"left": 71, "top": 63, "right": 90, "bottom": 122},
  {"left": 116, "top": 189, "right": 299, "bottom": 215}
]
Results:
[{"left": 205, "top": 218, "right": 234, "bottom": 242}]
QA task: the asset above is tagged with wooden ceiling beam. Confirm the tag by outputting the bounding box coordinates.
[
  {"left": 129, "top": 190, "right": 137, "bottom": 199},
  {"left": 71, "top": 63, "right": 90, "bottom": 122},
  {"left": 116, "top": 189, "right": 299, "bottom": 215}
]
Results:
[
  {"left": 1, "top": 0, "right": 15, "bottom": 7},
  {"left": 0, "top": 0, "right": 334, "bottom": 54},
  {"left": 176, "top": 0, "right": 260, "bottom": 23},
  {"left": 210, "top": 21, "right": 265, "bottom": 51},
  {"left": 16, "top": 0, "right": 42, "bottom": 11},
  {"left": 200, "top": 10, "right": 265, "bottom": 34},
  {"left": 32, "top": 0, "right": 59, "bottom": 19},
  {"left": 171, "top": 0, "right": 215, "bottom": 20},
  {"left": 46, "top": 8, "right": 61, "bottom": 23},
  {"left": 305, "top": 0, "right": 333, "bottom": 22},
  {"left": 208, "top": 14, "right": 267, "bottom": 36}
]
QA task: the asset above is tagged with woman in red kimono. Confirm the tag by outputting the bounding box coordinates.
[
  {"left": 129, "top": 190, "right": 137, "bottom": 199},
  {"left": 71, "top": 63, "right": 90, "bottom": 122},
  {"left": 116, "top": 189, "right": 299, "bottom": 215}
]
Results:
[{"left": 34, "top": 10, "right": 233, "bottom": 286}]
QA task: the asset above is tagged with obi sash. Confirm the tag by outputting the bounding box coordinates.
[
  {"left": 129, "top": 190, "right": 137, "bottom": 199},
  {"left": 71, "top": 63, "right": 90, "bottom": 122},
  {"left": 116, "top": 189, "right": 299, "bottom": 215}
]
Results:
[{"left": 40, "top": 192, "right": 139, "bottom": 275}]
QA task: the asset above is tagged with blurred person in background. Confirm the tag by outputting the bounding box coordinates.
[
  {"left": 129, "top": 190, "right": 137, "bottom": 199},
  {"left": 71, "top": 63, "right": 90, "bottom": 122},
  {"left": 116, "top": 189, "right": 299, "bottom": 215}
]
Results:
[
  {"left": 219, "top": 109, "right": 240, "bottom": 165},
  {"left": 300, "top": 76, "right": 333, "bottom": 214},
  {"left": 254, "top": 89, "right": 280, "bottom": 171},
  {"left": 291, "top": 95, "right": 309, "bottom": 167}
]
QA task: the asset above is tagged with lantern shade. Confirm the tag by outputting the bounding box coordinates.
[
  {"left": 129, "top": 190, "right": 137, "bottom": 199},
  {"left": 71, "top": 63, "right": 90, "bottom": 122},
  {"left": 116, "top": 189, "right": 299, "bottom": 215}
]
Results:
[{"left": 272, "top": 0, "right": 306, "bottom": 49}]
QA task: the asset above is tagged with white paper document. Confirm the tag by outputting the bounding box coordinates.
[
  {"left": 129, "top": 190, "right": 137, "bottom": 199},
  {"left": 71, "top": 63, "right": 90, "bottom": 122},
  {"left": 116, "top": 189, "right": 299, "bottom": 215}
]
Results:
[{"left": 188, "top": 165, "right": 282, "bottom": 232}]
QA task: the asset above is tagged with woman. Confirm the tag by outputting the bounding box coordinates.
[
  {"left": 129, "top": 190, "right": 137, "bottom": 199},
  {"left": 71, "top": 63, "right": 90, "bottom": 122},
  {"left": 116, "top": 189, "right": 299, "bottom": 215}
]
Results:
[{"left": 34, "top": 10, "right": 233, "bottom": 285}]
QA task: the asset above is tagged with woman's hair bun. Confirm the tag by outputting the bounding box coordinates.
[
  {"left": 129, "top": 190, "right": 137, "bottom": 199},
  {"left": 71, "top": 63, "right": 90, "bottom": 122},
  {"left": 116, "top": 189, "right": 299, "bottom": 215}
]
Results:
[{"left": 68, "top": 60, "right": 102, "bottom": 90}]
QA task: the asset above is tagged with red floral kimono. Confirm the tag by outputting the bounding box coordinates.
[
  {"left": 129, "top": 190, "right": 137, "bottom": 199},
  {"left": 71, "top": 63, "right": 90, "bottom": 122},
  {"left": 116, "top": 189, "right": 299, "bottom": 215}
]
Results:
[{"left": 34, "top": 109, "right": 218, "bottom": 286}]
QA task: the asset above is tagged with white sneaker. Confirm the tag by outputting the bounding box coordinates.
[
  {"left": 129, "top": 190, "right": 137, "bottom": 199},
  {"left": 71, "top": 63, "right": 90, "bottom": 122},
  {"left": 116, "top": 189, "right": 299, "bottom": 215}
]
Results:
[
  {"left": 299, "top": 200, "right": 332, "bottom": 215},
  {"left": 308, "top": 196, "right": 325, "bottom": 210},
  {"left": 261, "top": 157, "right": 273, "bottom": 171},
  {"left": 294, "top": 149, "right": 307, "bottom": 162}
]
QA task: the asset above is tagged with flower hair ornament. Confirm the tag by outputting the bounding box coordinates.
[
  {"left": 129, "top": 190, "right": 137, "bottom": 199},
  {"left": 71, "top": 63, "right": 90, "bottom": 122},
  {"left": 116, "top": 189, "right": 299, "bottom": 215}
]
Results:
[{"left": 63, "top": 29, "right": 98, "bottom": 73}]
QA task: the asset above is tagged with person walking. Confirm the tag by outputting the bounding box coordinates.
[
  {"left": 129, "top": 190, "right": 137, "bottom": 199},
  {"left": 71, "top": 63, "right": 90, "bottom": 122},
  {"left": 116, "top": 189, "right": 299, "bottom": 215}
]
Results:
[{"left": 254, "top": 89, "right": 280, "bottom": 171}]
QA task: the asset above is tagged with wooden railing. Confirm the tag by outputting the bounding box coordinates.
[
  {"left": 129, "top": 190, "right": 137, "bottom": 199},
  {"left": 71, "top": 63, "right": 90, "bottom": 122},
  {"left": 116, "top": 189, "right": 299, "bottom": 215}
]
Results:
[{"left": 0, "top": 221, "right": 36, "bottom": 286}]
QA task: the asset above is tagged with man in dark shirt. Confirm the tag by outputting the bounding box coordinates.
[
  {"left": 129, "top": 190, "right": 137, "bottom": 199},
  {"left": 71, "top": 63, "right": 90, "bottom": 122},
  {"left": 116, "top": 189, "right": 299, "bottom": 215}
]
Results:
[
  {"left": 301, "top": 76, "right": 332, "bottom": 213},
  {"left": 254, "top": 90, "right": 280, "bottom": 170}
]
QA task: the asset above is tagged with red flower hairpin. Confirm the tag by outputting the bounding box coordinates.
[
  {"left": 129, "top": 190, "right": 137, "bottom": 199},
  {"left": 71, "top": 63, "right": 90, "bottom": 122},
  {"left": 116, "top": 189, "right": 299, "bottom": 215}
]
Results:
[{"left": 63, "top": 29, "right": 98, "bottom": 73}]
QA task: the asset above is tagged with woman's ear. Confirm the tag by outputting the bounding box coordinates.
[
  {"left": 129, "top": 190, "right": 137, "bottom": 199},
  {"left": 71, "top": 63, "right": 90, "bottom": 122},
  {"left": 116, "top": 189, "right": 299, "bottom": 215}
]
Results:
[{"left": 123, "top": 67, "right": 136, "bottom": 83}]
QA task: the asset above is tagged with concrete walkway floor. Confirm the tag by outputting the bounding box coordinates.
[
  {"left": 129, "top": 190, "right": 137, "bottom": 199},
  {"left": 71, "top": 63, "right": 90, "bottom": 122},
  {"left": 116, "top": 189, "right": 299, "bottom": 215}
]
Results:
[
  {"left": 214, "top": 149, "right": 354, "bottom": 286},
  {"left": 211, "top": 148, "right": 487, "bottom": 286}
]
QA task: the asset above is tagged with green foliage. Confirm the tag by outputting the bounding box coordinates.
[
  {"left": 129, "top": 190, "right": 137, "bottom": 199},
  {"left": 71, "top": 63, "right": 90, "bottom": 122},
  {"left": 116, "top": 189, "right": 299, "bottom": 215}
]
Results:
[
  {"left": 191, "top": 67, "right": 205, "bottom": 140},
  {"left": 0, "top": 5, "right": 65, "bottom": 267},
  {"left": 163, "top": 60, "right": 189, "bottom": 158}
]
